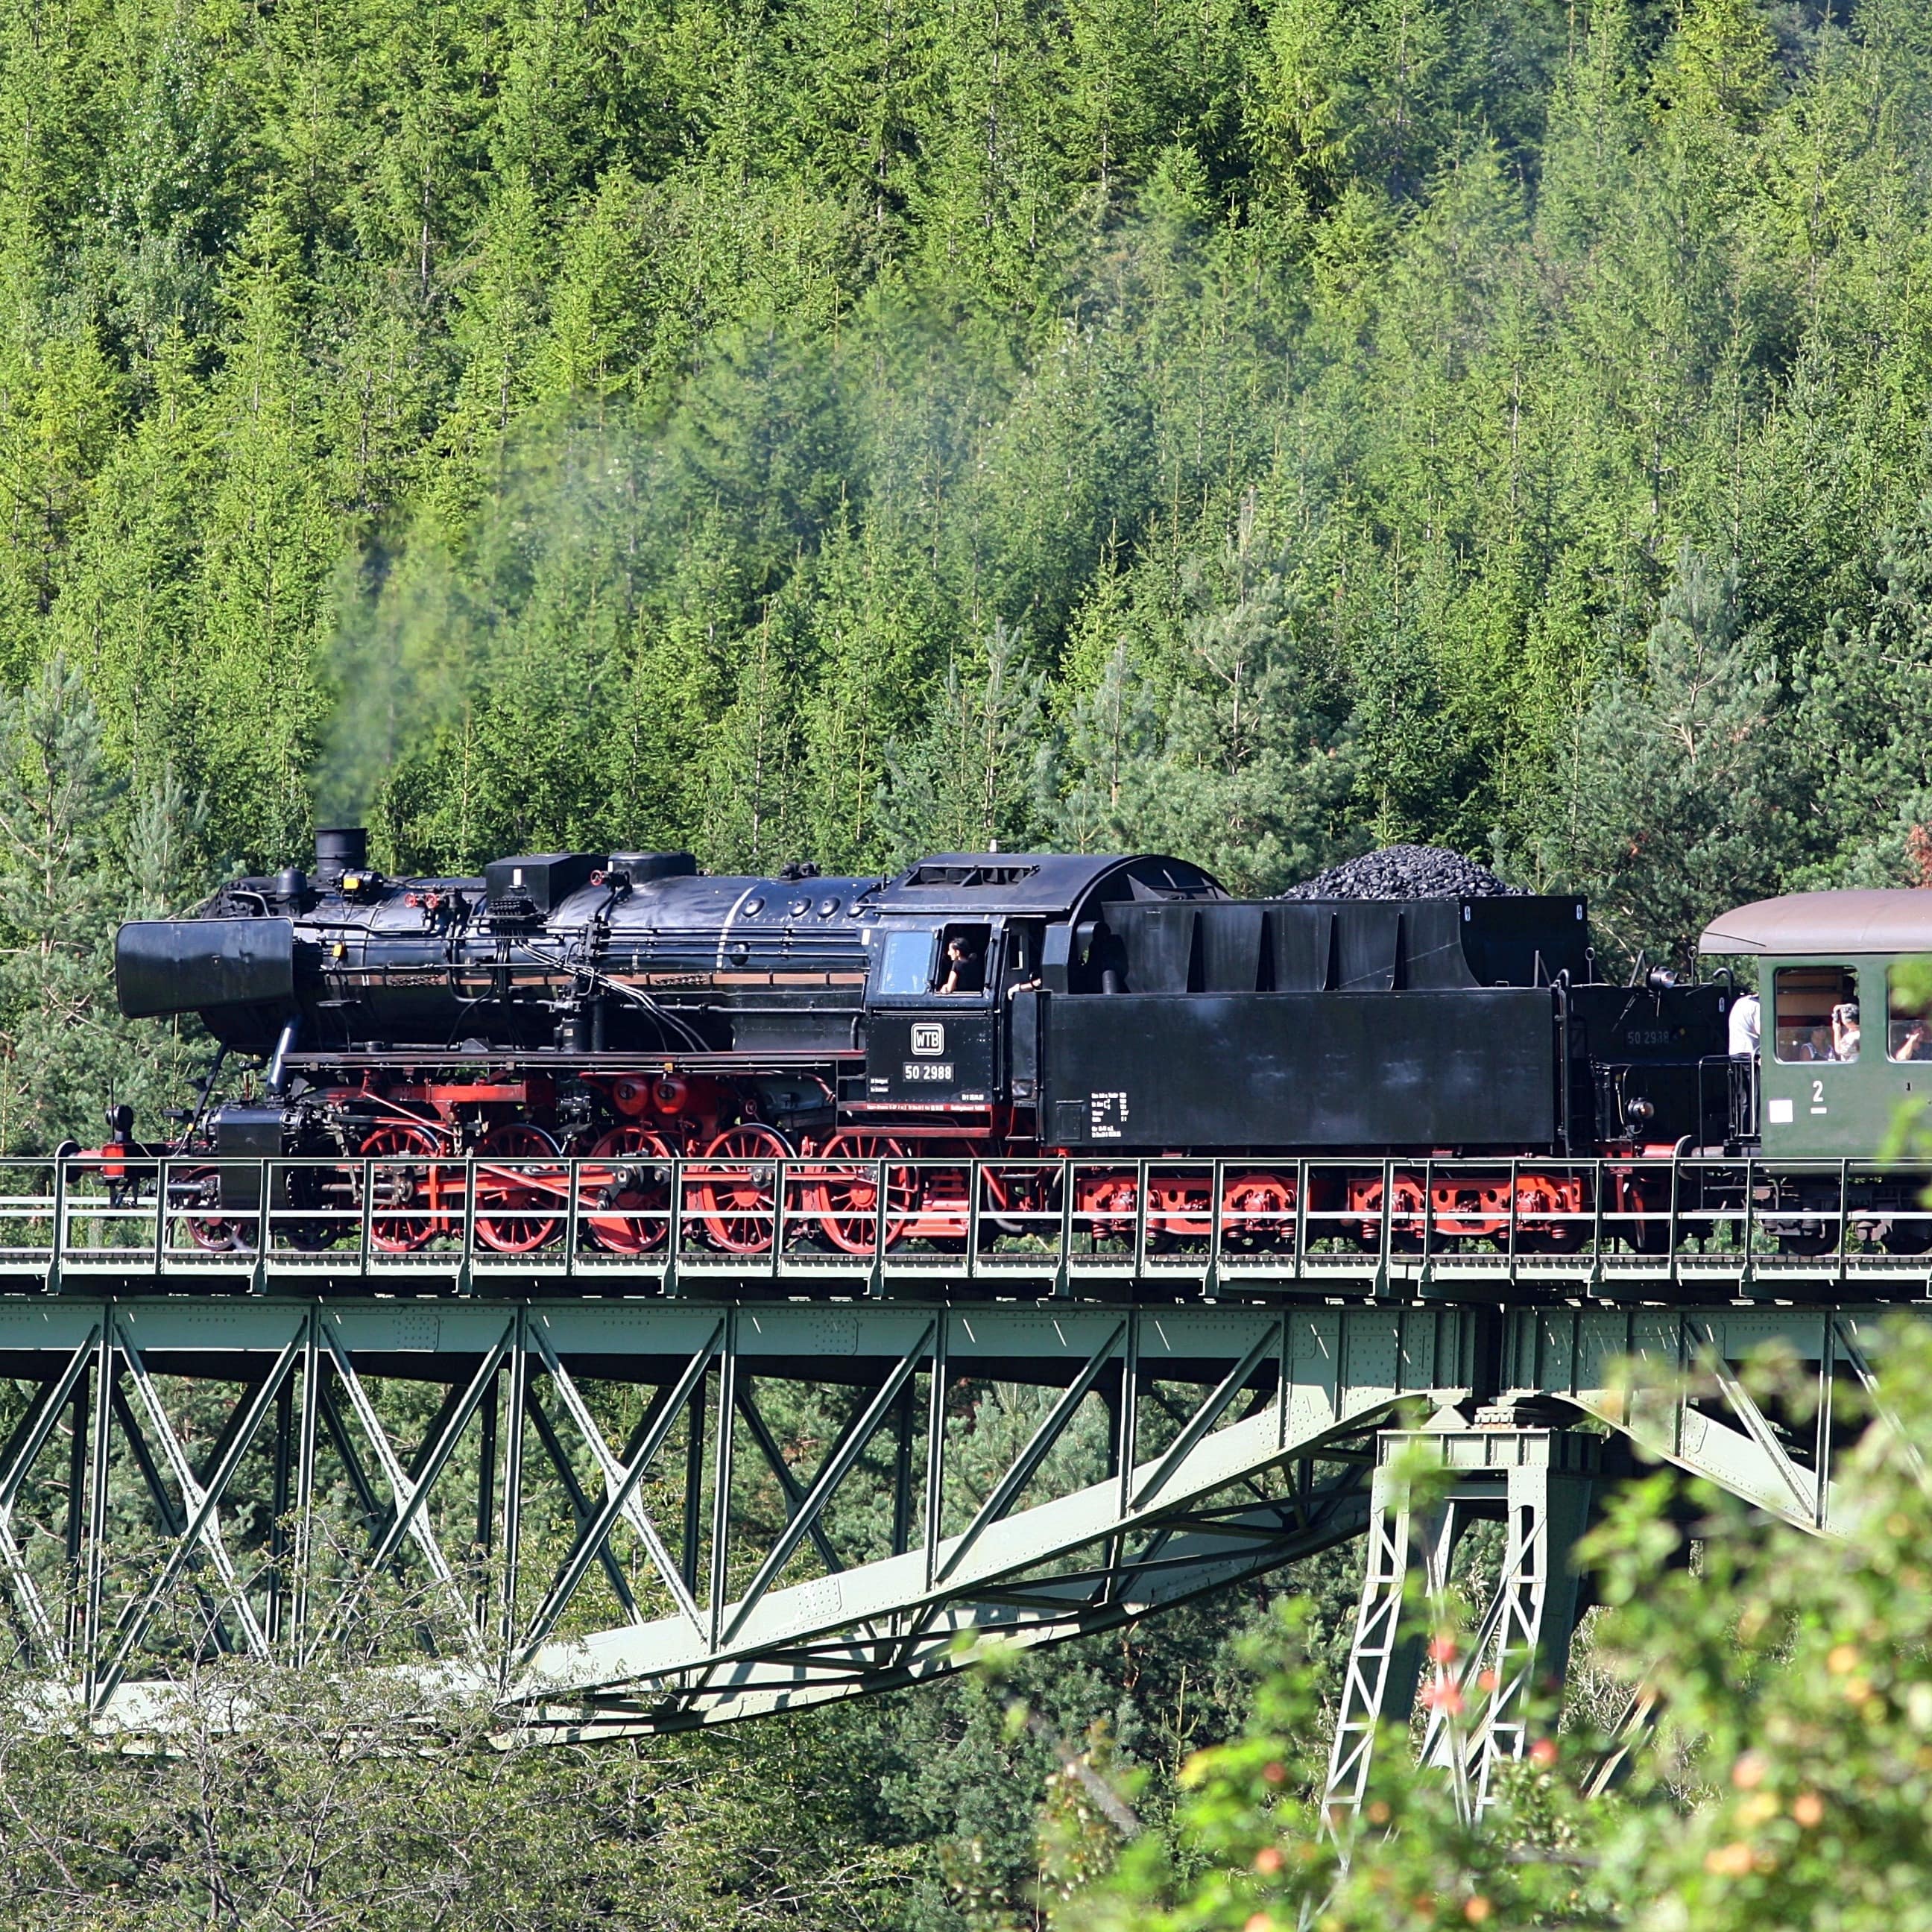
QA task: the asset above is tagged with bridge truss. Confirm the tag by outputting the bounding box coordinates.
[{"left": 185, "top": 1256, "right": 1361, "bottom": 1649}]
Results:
[{"left": 0, "top": 1155, "right": 1918, "bottom": 1787}]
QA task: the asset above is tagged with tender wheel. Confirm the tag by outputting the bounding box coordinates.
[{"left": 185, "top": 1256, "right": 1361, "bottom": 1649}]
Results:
[
  {"left": 359, "top": 1123, "right": 449, "bottom": 1252},
  {"left": 1146, "top": 1175, "right": 1213, "bottom": 1250},
  {"left": 581, "top": 1125, "right": 674, "bottom": 1254},
  {"left": 1346, "top": 1175, "right": 1426, "bottom": 1252},
  {"left": 1883, "top": 1218, "right": 1932, "bottom": 1257},
  {"left": 1076, "top": 1172, "right": 1139, "bottom": 1243},
  {"left": 691, "top": 1125, "right": 790, "bottom": 1254},
  {"left": 1512, "top": 1178, "right": 1583, "bottom": 1254},
  {"left": 1219, "top": 1172, "right": 1295, "bottom": 1250},
  {"left": 1775, "top": 1225, "right": 1839, "bottom": 1257},
  {"left": 473, "top": 1123, "right": 565, "bottom": 1253},
  {"left": 805, "top": 1132, "right": 917, "bottom": 1254}
]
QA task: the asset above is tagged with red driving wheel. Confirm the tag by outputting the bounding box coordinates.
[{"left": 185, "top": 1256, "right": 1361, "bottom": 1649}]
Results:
[
  {"left": 581, "top": 1124, "right": 675, "bottom": 1254},
  {"left": 473, "top": 1123, "right": 566, "bottom": 1253},
  {"left": 359, "top": 1123, "right": 449, "bottom": 1251},
  {"left": 692, "top": 1125, "right": 790, "bottom": 1254},
  {"left": 805, "top": 1131, "right": 918, "bottom": 1254}
]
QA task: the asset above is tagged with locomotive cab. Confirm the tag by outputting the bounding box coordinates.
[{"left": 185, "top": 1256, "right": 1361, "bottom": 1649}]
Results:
[
  {"left": 855, "top": 854, "right": 1221, "bottom": 1121},
  {"left": 862, "top": 920, "right": 1002, "bottom": 1111}
]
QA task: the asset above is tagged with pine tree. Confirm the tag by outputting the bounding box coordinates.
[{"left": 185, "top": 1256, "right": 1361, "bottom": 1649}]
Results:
[
  {"left": 877, "top": 621, "right": 1053, "bottom": 862},
  {"left": 1545, "top": 546, "right": 1793, "bottom": 969},
  {"left": 1125, "top": 566, "right": 1358, "bottom": 893},
  {"left": 1794, "top": 496, "right": 1932, "bottom": 886},
  {"left": 0, "top": 657, "right": 182, "bottom": 1151}
]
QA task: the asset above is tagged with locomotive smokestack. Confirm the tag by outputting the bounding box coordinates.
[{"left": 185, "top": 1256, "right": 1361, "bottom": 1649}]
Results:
[{"left": 314, "top": 827, "right": 368, "bottom": 888}]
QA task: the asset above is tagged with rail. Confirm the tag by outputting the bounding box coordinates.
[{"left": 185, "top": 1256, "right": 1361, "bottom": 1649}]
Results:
[{"left": 2, "top": 1152, "right": 1928, "bottom": 1294}]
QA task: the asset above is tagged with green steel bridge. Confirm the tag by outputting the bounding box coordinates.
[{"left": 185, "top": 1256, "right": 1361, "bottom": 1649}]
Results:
[{"left": 0, "top": 1152, "right": 1921, "bottom": 1811}]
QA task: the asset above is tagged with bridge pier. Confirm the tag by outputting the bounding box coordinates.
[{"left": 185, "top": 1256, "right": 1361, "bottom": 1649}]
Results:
[{"left": 1323, "top": 1423, "right": 1615, "bottom": 1819}]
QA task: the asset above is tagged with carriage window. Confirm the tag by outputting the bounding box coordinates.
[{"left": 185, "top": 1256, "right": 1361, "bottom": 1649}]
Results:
[
  {"left": 1774, "top": 966, "right": 1860, "bottom": 1063},
  {"left": 876, "top": 928, "right": 937, "bottom": 997},
  {"left": 1888, "top": 962, "right": 1932, "bottom": 1061}
]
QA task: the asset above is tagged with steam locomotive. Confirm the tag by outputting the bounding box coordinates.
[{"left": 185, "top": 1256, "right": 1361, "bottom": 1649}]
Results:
[{"left": 101, "top": 828, "right": 1758, "bottom": 1258}]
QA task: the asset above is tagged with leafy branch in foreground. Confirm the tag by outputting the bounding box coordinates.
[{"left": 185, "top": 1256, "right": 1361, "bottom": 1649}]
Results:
[{"left": 1040, "top": 1315, "right": 1932, "bottom": 1932}]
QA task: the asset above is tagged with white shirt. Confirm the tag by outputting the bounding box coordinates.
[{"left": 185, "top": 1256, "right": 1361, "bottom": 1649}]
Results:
[{"left": 1728, "top": 992, "right": 1761, "bottom": 1058}]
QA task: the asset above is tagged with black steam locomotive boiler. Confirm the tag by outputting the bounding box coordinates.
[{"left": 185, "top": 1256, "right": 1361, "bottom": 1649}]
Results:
[{"left": 104, "top": 829, "right": 1737, "bottom": 1255}]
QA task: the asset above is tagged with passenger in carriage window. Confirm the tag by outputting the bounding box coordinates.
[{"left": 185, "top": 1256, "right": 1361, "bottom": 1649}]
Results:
[
  {"left": 1887, "top": 965, "right": 1932, "bottom": 1060},
  {"left": 1831, "top": 1001, "right": 1861, "bottom": 1061},
  {"left": 1774, "top": 966, "right": 1859, "bottom": 1061}
]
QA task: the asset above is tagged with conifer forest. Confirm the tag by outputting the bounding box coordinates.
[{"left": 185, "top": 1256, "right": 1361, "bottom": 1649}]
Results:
[{"left": 5, "top": 0, "right": 1932, "bottom": 1924}]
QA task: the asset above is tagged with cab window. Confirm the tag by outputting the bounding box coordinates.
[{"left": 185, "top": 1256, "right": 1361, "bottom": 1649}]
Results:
[
  {"left": 1003, "top": 921, "right": 1044, "bottom": 992},
  {"left": 875, "top": 928, "right": 936, "bottom": 997},
  {"left": 1887, "top": 961, "right": 1932, "bottom": 1061},
  {"left": 1774, "top": 965, "right": 1860, "bottom": 1063},
  {"left": 935, "top": 924, "right": 991, "bottom": 996}
]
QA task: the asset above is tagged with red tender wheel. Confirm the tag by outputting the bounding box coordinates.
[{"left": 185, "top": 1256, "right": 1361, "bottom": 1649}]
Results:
[
  {"left": 1076, "top": 1172, "right": 1140, "bottom": 1240},
  {"left": 1219, "top": 1172, "right": 1295, "bottom": 1248}
]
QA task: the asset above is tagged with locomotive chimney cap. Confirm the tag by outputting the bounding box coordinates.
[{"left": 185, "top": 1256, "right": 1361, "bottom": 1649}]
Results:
[{"left": 314, "top": 827, "right": 368, "bottom": 886}]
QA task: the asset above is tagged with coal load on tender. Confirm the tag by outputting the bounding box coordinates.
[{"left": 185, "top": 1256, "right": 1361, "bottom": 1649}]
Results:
[{"left": 1278, "top": 842, "right": 1524, "bottom": 900}]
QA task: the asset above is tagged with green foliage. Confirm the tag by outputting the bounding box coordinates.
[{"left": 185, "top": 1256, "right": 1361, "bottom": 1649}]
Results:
[
  {"left": 1535, "top": 545, "right": 1793, "bottom": 970},
  {"left": 0, "top": 656, "right": 202, "bottom": 1149},
  {"left": 1044, "top": 1316, "right": 1932, "bottom": 1932},
  {"left": 14, "top": 7, "right": 1932, "bottom": 1917},
  {"left": 0, "top": 0, "right": 1928, "bottom": 909},
  {"left": 0, "top": 1661, "right": 918, "bottom": 1928}
]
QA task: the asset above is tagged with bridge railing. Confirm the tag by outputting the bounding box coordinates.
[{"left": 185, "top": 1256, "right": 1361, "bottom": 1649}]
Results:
[{"left": 8, "top": 1151, "right": 1932, "bottom": 1291}]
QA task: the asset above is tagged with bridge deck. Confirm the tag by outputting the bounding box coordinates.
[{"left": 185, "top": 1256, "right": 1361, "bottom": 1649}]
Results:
[{"left": 16, "top": 1153, "right": 1932, "bottom": 1298}]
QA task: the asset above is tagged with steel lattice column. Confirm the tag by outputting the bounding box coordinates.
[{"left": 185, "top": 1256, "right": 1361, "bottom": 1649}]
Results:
[{"left": 1323, "top": 1427, "right": 1610, "bottom": 1822}]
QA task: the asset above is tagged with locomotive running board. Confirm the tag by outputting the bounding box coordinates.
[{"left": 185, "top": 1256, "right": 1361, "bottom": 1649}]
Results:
[{"left": 282, "top": 1049, "right": 865, "bottom": 1073}]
